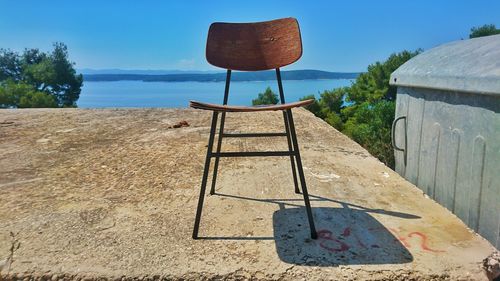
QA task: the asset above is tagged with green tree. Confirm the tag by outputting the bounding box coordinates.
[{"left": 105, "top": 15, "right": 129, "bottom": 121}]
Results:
[
  {"left": 299, "top": 50, "right": 420, "bottom": 168},
  {"left": 0, "top": 42, "right": 82, "bottom": 108},
  {"left": 300, "top": 95, "right": 322, "bottom": 117},
  {"left": 0, "top": 80, "right": 57, "bottom": 108},
  {"left": 347, "top": 50, "right": 421, "bottom": 104},
  {"left": 0, "top": 49, "right": 21, "bottom": 82},
  {"left": 300, "top": 89, "right": 346, "bottom": 130},
  {"left": 18, "top": 90, "right": 58, "bottom": 108},
  {"left": 469, "top": 24, "right": 500, "bottom": 38},
  {"left": 319, "top": 88, "right": 345, "bottom": 114},
  {"left": 342, "top": 101, "right": 396, "bottom": 167},
  {"left": 300, "top": 88, "right": 347, "bottom": 118},
  {"left": 324, "top": 111, "right": 343, "bottom": 130},
  {"left": 342, "top": 50, "right": 420, "bottom": 168},
  {"left": 252, "top": 86, "right": 278, "bottom": 105}
]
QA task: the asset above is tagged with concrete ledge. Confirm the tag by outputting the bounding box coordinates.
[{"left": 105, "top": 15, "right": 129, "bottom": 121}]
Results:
[{"left": 0, "top": 108, "right": 495, "bottom": 280}]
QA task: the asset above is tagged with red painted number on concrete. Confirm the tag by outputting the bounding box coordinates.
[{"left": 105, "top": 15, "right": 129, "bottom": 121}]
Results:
[
  {"left": 317, "top": 229, "right": 350, "bottom": 252},
  {"left": 407, "top": 231, "right": 446, "bottom": 253},
  {"left": 317, "top": 227, "right": 445, "bottom": 253}
]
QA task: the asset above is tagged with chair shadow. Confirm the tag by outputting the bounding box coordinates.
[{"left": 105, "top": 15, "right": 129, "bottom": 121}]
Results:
[
  {"left": 200, "top": 193, "right": 417, "bottom": 266},
  {"left": 273, "top": 207, "right": 413, "bottom": 266}
]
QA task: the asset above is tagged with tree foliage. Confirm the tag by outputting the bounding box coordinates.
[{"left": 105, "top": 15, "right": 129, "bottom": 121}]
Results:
[
  {"left": 252, "top": 86, "right": 279, "bottom": 105},
  {"left": 300, "top": 50, "right": 421, "bottom": 168},
  {"left": 300, "top": 88, "right": 346, "bottom": 130},
  {"left": 347, "top": 50, "right": 421, "bottom": 103},
  {"left": 469, "top": 24, "right": 500, "bottom": 38},
  {"left": 342, "top": 100, "right": 396, "bottom": 166},
  {"left": 0, "top": 80, "right": 57, "bottom": 108},
  {"left": 0, "top": 42, "right": 82, "bottom": 108}
]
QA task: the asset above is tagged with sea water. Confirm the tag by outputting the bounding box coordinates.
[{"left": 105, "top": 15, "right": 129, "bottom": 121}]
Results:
[{"left": 78, "top": 79, "right": 353, "bottom": 108}]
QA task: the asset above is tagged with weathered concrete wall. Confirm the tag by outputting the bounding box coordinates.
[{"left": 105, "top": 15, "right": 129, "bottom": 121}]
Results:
[
  {"left": 393, "top": 87, "right": 500, "bottom": 249},
  {"left": 390, "top": 35, "right": 500, "bottom": 249}
]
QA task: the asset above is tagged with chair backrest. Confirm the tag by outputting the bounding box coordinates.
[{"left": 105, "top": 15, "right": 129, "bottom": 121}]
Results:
[{"left": 206, "top": 18, "right": 302, "bottom": 71}]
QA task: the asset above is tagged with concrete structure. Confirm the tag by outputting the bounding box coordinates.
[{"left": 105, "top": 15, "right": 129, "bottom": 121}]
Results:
[
  {"left": 390, "top": 35, "right": 500, "bottom": 249},
  {"left": 0, "top": 108, "right": 496, "bottom": 280}
]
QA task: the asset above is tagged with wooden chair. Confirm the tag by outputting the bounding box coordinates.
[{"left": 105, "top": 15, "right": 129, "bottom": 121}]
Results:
[{"left": 191, "top": 17, "right": 317, "bottom": 239}]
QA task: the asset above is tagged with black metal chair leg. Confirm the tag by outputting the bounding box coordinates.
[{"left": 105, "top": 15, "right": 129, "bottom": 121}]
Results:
[
  {"left": 210, "top": 70, "right": 231, "bottom": 195},
  {"left": 210, "top": 112, "right": 226, "bottom": 195},
  {"left": 193, "top": 112, "right": 219, "bottom": 239},
  {"left": 282, "top": 111, "right": 300, "bottom": 194},
  {"left": 286, "top": 109, "right": 318, "bottom": 239},
  {"left": 276, "top": 68, "right": 300, "bottom": 194}
]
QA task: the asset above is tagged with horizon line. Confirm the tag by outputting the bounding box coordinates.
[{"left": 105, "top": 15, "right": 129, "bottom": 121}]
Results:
[{"left": 78, "top": 68, "right": 363, "bottom": 73}]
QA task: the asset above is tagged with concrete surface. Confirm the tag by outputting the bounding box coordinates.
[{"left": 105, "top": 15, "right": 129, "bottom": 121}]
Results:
[
  {"left": 0, "top": 108, "right": 496, "bottom": 280},
  {"left": 390, "top": 34, "right": 500, "bottom": 96}
]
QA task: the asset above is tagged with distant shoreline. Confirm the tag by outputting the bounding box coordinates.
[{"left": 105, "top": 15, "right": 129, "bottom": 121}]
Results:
[
  {"left": 83, "top": 78, "right": 354, "bottom": 83},
  {"left": 83, "top": 70, "right": 360, "bottom": 83}
]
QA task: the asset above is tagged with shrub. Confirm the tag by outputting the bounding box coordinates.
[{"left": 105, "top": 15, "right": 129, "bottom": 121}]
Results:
[
  {"left": 0, "top": 42, "right": 82, "bottom": 108},
  {"left": 299, "top": 50, "right": 421, "bottom": 169},
  {"left": 252, "top": 86, "right": 278, "bottom": 105},
  {"left": 0, "top": 80, "right": 57, "bottom": 108}
]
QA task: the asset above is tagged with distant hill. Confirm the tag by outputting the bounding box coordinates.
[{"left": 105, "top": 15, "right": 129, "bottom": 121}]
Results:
[
  {"left": 79, "top": 69, "right": 219, "bottom": 75},
  {"left": 83, "top": 70, "right": 359, "bottom": 82}
]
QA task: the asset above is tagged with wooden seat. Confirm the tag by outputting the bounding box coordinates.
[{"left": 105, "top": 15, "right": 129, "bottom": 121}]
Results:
[{"left": 190, "top": 99, "right": 313, "bottom": 112}]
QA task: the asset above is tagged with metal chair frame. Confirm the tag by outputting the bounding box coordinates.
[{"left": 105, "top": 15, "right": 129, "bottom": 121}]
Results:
[{"left": 192, "top": 68, "right": 318, "bottom": 240}]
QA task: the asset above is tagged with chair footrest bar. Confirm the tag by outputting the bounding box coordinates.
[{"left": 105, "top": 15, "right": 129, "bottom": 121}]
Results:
[
  {"left": 222, "top": 132, "right": 287, "bottom": 138},
  {"left": 211, "top": 151, "right": 295, "bottom": 157}
]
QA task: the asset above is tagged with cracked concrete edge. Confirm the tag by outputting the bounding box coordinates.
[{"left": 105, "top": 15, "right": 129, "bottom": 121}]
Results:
[
  {"left": 0, "top": 232, "right": 21, "bottom": 276},
  {"left": 0, "top": 267, "right": 483, "bottom": 281}
]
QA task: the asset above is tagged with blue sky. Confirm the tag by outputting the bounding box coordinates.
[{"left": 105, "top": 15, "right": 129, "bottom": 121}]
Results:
[{"left": 1, "top": 0, "right": 499, "bottom": 72}]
